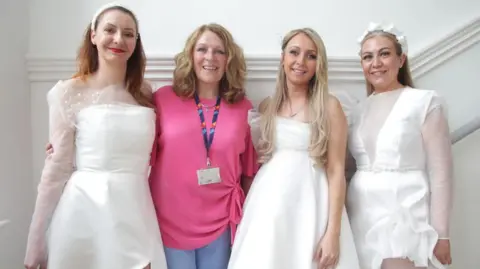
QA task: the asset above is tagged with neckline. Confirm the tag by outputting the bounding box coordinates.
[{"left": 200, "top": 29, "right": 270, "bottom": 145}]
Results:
[
  {"left": 276, "top": 116, "right": 310, "bottom": 126},
  {"left": 198, "top": 97, "right": 219, "bottom": 105},
  {"left": 370, "top": 87, "right": 407, "bottom": 97}
]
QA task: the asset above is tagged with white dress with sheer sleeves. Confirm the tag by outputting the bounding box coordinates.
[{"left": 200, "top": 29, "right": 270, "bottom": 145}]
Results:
[
  {"left": 227, "top": 111, "right": 360, "bottom": 269},
  {"left": 24, "top": 80, "right": 167, "bottom": 269},
  {"left": 345, "top": 87, "right": 453, "bottom": 269}
]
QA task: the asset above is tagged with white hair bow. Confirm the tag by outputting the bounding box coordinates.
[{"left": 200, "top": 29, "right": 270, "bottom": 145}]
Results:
[{"left": 358, "top": 22, "right": 408, "bottom": 54}]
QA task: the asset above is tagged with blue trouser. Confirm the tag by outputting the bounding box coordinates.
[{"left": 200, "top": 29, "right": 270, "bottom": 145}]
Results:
[{"left": 164, "top": 228, "right": 231, "bottom": 269}]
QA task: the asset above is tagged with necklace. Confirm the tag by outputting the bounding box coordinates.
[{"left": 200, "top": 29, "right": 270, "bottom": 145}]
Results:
[{"left": 288, "top": 101, "right": 304, "bottom": 118}]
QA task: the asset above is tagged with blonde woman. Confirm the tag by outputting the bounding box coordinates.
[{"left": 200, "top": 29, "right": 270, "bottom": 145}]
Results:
[
  {"left": 228, "top": 28, "right": 360, "bottom": 269},
  {"left": 148, "top": 23, "right": 258, "bottom": 269},
  {"left": 346, "top": 23, "right": 453, "bottom": 269}
]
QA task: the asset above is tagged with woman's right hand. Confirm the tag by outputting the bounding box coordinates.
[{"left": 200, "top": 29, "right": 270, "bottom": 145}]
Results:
[
  {"left": 24, "top": 245, "right": 48, "bottom": 269},
  {"left": 24, "top": 260, "right": 47, "bottom": 269}
]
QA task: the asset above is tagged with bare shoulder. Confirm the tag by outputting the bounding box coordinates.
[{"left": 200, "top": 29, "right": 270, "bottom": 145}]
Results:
[
  {"left": 326, "top": 94, "right": 347, "bottom": 132},
  {"left": 60, "top": 77, "right": 85, "bottom": 90},
  {"left": 326, "top": 94, "right": 345, "bottom": 117},
  {"left": 258, "top": 96, "right": 272, "bottom": 113},
  {"left": 140, "top": 80, "right": 154, "bottom": 99}
]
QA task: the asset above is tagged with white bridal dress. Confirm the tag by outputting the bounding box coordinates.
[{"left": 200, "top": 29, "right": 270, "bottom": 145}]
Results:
[
  {"left": 345, "top": 88, "right": 453, "bottom": 269},
  {"left": 228, "top": 110, "right": 360, "bottom": 269},
  {"left": 25, "top": 80, "right": 167, "bottom": 269}
]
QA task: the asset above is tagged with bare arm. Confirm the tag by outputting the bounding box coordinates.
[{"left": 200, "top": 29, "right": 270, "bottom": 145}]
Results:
[{"left": 325, "top": 95, "right": 348, "bottom": 236}]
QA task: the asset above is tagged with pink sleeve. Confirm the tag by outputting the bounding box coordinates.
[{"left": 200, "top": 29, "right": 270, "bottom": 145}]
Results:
[{"left": 241, "top": 102, "right": 259, "bottom": 177}]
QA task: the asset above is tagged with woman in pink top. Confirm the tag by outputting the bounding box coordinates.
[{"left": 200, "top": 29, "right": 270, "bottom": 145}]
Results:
[{"left": 149, "top": 23, "right": 258, "bottom": 269}]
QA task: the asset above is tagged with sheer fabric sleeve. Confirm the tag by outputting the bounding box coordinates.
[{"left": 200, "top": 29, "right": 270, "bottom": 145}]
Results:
[
  {"left": 331, "top": 91, "right": 360, "bottom": 126},
  {"left": 242, "top": 102, "right": 260, "bottom": 177},
  {"left": 421, "top": 93, "right": 453, "bottom": 239},
  {"left": 24, "top": 82, "right": 76, "bottom": 265},
  {"left": 247, "top": 109, "right": 262, "bottom": 151}
]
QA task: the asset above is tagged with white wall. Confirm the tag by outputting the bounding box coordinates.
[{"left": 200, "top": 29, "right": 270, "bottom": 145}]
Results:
[
  {"left": 415, "top": 41, "right": 480, "bottom": 131},
  {"left": 0, "top": 0, "right": 34, "bottom": 268},
  {"left": 450, "top": 129, "right": 480, "bottom": 268},
  {"left": 28, "top": 0, "right": 480, "bottom": 58},
  {"left": 22, "top": 0, "right": 480, "bottom": 268}
]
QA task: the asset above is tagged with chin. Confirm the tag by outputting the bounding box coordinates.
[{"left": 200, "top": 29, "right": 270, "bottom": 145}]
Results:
[
  {"left": 197, "top": 75, "right": 222, "bottom": 85},
  {"left": 287, "top": 76, "right": 309, "bottom": 86},
  {"left": 104, "top": 54, "right": 129, "bottom": 63},
  {"left": 370, "top": 83, "right": 389, "bottom": 91},
  {"left": 369, "top": 78, "right": 386, "bottom": 86}
]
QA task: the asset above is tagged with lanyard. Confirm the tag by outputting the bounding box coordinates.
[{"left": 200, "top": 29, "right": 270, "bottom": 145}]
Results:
[{"left": 194, "top": 93, "right": 221, "bottom": 166}]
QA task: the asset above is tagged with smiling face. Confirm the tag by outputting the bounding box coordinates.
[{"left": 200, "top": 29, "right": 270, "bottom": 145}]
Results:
[
  {"left": 91, "top": 9, "right": 138, "bottom": 64},
  {"left": 360, "top": 34, "right": 405, "bottom": 92},
  {"left": 192, "top": 30, "right": 228, "bottom": 89},
  {"left": 282, "top": 32, "right": 318, "bottom": 89}
]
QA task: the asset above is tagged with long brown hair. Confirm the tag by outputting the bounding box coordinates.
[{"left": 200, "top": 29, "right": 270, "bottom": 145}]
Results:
[
  {"left": 172, "top": 23, "right": 246, "bottom": 104},
  {"left": 73, "top": 6, "right": 152, "bottom": 107},
  {"left": 360, "top": 31, "right": 414, "bottom": 96}
]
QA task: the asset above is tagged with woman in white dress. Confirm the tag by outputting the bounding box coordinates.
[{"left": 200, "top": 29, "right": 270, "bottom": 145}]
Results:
[
  {"left": 228, "top": 28, "right": 360, "bottom": 269},
  {"left": 345, "top": 23, "right": 453, "bottom": 269},
  {"left": 24, "top": 3, "right": 167, "bottom": 269}
]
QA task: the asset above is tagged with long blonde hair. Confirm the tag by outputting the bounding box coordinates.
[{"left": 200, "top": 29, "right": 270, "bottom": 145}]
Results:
[
  {"left": 172, "top": 23, "right": 246, "bottom": 104},
  {"left": 258, "top": 28, "right": 330, "bottom": 167},
  {"left": 360, "top": 31, "right": 414, "bottom": 96}
]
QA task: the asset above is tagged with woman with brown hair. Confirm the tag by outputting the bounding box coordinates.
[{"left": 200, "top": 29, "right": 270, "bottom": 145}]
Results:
[
  {"left": 346, "top": 23, "right": 453, "bottom": 269},
  {"left": 148, "top": 23, "right": 258, "bottom": 269},
  {"left": 24, "top": 3, "right": 167, "bottom": 269}
]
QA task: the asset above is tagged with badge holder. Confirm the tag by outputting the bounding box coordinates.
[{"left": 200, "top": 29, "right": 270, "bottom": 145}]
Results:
[{"left": 197, "top": 157, "right": 221, "bottom": 185}]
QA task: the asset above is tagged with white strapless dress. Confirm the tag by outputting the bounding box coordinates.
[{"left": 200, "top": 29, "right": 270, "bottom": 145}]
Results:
[
  {"left": 228, "top": 114, "right": 360, "bottom": 269},
  {"left": 46, "top": 104, "right": 167, "bottom": 269}
]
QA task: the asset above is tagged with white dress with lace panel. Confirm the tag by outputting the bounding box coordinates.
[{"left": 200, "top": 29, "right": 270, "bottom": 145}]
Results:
[
  {"left": 24, "top": 79, "right": 167, "bottom": 269},
  {"left": 345, "top": 87, "right": 453, "bottom": 269}
]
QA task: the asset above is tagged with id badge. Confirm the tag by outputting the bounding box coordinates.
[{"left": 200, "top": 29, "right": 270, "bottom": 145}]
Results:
[{"left": 197, "top": 167, "right": 221, "bottom": 185}]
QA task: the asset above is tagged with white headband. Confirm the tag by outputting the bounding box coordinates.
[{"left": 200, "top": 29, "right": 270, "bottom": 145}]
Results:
[
  {"left": 357, "top": 22, "right": 408, "bottom": 54},
  {"left": 90, "top": 2, "right": 133, "bottom": 31}
]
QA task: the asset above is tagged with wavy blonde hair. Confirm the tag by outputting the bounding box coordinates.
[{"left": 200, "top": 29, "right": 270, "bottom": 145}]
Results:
[
  {"left": 172, "top": 23, "right": 246, "bottom": 104},
  {"left": 258, "top": 28, "right": 330, "bottom": 167},
  {"left": 360, "top": 31, "right": 414, "bottom": 96}
]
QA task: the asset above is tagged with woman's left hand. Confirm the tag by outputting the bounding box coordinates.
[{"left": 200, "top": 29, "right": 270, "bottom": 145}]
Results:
[{"left": 313, "top": 231, "right": 340, "bottom": 269}]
